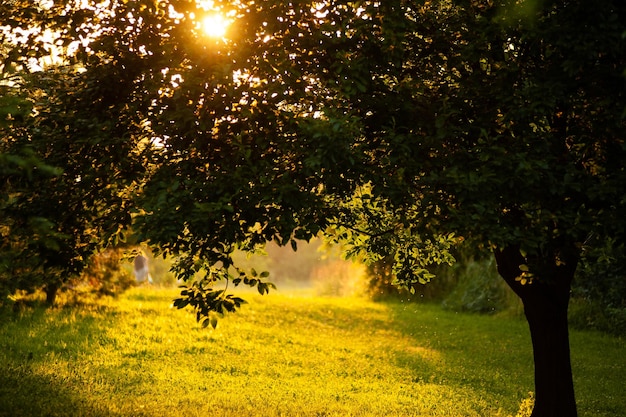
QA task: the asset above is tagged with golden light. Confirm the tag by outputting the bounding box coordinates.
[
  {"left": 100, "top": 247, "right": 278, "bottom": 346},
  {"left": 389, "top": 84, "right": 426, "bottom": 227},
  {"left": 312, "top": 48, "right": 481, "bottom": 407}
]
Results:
[{"left": 201, "top": 13, "right": 230, "bottom": 38}]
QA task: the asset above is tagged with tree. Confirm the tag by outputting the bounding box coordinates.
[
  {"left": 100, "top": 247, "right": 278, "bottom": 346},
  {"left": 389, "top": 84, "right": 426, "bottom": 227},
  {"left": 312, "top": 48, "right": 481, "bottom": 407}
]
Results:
[
  {"left": 0, "top": 66, "right": 65, "bottom": 301},
  {"left": 322, "top": 2, "right": 626, "bottom": 415},
  {"left": 0, "top": 68, "right": 145, "bottom": 303},
  {"left": 1, "top": 6, "right": 147, "bottom": 303},
  {"left": 317, "top": 3, "right": 626, "bottom": 416},
  {"left": 2, "top": 1, "right": 625, "bottom": 416},
  {"left": 0, "top": 145, "right": 63, "bottom": 301}
]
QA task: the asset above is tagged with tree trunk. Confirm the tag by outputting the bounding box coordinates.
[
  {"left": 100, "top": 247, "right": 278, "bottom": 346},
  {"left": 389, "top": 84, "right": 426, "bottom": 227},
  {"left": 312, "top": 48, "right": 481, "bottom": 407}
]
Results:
[
  {"left": 494, "top": 246, "right": 578, "bottom": 417},
  {"left": 45, "top": 283, "right": 58, "bottom": 306}
]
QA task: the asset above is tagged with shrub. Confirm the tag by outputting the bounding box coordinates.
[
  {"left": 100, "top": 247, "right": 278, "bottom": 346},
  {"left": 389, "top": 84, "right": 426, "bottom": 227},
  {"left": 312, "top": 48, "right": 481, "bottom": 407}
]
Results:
[
  {"left": 365, "top": 256, "right": 458, "bottom": 301},
  {"left": 364, "top": 250, "right": 519, "bottom": 314},
  {"left": 570, "top": 240, "right": 626, "bottom": 334},
  {"left": 68, "top": 247, "right": 135, "bottom": 299},
  {"left": 441, "top": 256, "right": 513, "bottom": 314}
]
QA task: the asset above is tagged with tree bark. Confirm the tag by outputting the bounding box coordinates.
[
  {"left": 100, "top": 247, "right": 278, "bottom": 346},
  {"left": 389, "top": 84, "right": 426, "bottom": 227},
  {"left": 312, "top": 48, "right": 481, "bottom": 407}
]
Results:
[
  {"left": 45, "top": 283, "right": 58, "bottom": 306},
  {"left": 494, "top": 246, "right": 578, "bottom": 417}
]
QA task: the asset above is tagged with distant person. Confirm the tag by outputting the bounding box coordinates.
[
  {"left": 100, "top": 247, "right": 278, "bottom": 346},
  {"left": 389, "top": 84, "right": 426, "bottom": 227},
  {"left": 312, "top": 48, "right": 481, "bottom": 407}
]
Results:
[{"left": 133, "top": 253, "right": 153, "bottom": 284}]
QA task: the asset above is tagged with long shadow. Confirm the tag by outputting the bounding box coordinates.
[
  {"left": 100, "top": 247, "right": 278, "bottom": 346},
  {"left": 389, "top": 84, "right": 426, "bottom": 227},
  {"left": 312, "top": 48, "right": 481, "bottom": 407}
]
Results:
[
  {"left": 0, "top": 303, "right": 122, "bottom": 417},
  {"left": 384, "top": 300, "right": 535, "bottom": 413},
  {"left": 0, "top": 366, "right": 120, "bottom": 417},
  {"left": 269, "top": 296, "right": 531, "bottom": 413}
]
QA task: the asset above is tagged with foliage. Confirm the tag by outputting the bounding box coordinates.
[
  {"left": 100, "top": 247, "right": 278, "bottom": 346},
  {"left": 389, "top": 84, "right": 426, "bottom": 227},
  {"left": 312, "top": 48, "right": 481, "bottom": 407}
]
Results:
[
  {"left": 365, "top": 256, "right": 405, "bottom": 299},
  {"left": 0, "top": 57, "right": 146, "bottom": 303},
  {"left": 327, "top": 190, "right": 460, "bottom": 289},
  {"left": 73, "top": 247, "right": 136, "bottom": 298},
  {"left": 570, "top": 239, "right": 626, "bottom": 334},
  {"left": 1, "top": 80, "right": 62, "bottom": 301},
  {"left": 441, "top": 256, "right": 513, "bottom": 314},
  {"left": 3, "top": 0, "right": 624, "bottom": 316},
  {"left": 366, "top": 253, "right": 521, "bottom": 315},
  {"left": 0, "top": 148, "right": 63, "bottom": 302},
  {"left": 173, "top": 280, "right": 248, "bottom": 329}
]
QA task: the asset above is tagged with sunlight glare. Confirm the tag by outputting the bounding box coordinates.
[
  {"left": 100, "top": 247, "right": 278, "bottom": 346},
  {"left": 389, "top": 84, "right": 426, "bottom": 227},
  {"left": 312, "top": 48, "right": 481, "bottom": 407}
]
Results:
[{"left": 202, "top": 14, "right": 230, "bottom": 38}]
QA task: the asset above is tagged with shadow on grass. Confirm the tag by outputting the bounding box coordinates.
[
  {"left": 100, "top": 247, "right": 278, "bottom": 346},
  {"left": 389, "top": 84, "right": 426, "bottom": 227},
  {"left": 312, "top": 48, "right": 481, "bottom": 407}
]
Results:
[
  {"left": 384, "top": 299, "right": 626, "bottom": 417},
  {"left": 0, "top": 303, "right": 122, "bottom": 417},
  {"left": 0, "top": 365, "right": 120, "bottom": 417},
  {"left": 384, "top": 300, "right": 535, "bottom": 416}
]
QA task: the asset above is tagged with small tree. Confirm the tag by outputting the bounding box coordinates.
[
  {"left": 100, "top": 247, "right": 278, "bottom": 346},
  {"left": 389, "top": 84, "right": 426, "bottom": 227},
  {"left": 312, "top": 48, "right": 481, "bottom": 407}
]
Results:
[{"left": 1, "top": 32, "right": 147, "bottom": 303}]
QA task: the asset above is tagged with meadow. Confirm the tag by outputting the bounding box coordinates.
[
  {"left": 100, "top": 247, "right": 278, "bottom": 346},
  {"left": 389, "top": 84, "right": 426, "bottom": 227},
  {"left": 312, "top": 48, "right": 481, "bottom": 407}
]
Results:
[{"left": 0, "top": 287, "right": 624, "bottom": 417}]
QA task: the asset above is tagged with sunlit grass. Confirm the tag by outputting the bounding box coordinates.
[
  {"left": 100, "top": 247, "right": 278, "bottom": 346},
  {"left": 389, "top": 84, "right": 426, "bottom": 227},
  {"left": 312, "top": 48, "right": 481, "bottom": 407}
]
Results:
[{"left": 0, "top": 287, "right": 624, "bottom": 416}]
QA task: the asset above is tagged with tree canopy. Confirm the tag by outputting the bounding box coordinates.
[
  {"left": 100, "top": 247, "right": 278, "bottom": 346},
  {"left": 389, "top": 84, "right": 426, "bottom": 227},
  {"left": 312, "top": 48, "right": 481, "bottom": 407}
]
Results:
[
  {"left": 2, "top": 1, "right": 625, "bottom": 415},
  {"left": 3, "top": 0, "right": 623, "bottom": 297}
]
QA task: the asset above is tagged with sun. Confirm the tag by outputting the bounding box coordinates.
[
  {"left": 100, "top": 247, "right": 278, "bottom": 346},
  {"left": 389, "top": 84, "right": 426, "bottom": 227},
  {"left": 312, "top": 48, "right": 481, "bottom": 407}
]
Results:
[{"left": 201, "top": 13, "right": 230, "bottom": 39}]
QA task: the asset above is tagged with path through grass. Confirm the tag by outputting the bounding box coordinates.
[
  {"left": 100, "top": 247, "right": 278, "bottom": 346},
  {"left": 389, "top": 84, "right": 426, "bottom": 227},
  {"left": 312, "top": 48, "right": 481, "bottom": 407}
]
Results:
[{"left": 0, "top": 288, "right": 624, "bottom": 416}]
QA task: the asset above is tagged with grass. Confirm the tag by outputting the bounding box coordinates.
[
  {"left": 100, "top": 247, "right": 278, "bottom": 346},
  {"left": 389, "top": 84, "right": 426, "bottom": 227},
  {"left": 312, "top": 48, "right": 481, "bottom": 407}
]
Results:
[{"left": 0, "top": 287, "right": 624, "bottom": 417}]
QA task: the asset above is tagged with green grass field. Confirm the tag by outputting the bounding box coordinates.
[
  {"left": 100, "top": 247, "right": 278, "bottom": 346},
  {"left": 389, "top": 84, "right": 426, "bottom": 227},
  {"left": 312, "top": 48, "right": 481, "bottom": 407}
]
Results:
[{"left": 1, "top": 287, "right": 624, "bottom": 417}]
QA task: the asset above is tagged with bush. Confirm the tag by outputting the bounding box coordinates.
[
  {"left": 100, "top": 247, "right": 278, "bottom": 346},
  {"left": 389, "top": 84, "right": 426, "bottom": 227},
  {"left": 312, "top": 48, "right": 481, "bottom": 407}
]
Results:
[
  {"left": 364, "top": 250, "right": 520, "bottom": 314},
  {"left": 441, "top": 256, "right": 514, "bottom": 314},
  {"left": 571, "top": 240, "right": 626, "bottom": 334},
  {"left": 568, "top": 298, "right": 626, "bottom": 335},
  {"left": 365, "top": 256, "right": 459, "bottom": 301},
  {"left": 73, "top": 247, "right": 136, "bottom": 297}
]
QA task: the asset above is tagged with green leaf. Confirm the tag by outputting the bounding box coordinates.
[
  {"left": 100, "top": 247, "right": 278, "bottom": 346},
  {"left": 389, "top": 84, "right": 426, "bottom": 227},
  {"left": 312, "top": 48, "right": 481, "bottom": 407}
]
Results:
[{"left": 172, "top": 298, "right": 188, "bottom": 309}]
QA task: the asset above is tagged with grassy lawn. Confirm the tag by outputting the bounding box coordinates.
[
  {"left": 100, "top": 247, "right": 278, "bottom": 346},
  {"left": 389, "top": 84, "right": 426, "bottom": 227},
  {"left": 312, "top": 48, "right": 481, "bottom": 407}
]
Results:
[{"left": 0, "top": 287, "right": 624, "bottom": 416}]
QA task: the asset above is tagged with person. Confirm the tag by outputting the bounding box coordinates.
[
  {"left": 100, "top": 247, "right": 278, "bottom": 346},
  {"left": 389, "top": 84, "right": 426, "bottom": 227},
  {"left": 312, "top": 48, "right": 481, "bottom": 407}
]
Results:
[{"left": 133, "top": 253, "right": 153, "bottom": 284}]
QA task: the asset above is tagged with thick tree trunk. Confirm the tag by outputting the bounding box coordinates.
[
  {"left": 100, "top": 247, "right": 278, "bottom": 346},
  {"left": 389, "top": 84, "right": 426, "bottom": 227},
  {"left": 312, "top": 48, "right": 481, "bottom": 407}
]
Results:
[
  {"left": 523, "top": 286, "right": 576, "bottom": 417},
  {"left": 494, "top": 246, "right": 578, "bottom": 417}
]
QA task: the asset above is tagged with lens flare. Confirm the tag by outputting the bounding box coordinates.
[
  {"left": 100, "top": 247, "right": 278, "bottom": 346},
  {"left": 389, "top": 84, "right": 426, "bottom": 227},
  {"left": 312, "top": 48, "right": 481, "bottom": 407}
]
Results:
[{"left": 202, "top": 14, "right": 229, "bottom": 38}]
